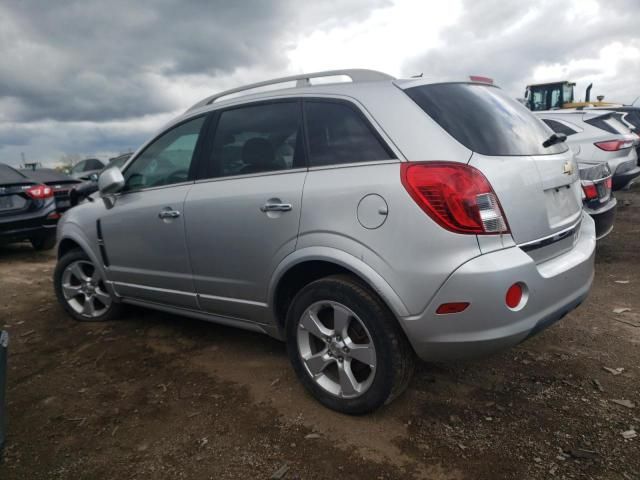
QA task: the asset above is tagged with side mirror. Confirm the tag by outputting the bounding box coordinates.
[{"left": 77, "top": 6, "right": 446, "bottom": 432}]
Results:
[
  {"left": 98, "top": 167, "right": 125, "bottom": 195},
  {"left": 89, "top": 173, "right": 99, "bottom": 182}
]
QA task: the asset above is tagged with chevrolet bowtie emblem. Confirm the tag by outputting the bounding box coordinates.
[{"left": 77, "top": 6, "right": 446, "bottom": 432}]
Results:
[{"left": 563, "top": 161, "right": 574, "bottom": 175}]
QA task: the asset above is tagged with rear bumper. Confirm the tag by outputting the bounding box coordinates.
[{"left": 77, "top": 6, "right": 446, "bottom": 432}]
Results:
[
  {"left": 612, "top": 166, "right": 640, "bottom": 190},
  {"left": 584, "top": 198, "right": 617, "bottom": 240},
  {"left": 400, "top": 214, "right": 596, "bottom": 361},
  {"left": 0, "top": 207, "right": 58, "bottom": 243}
]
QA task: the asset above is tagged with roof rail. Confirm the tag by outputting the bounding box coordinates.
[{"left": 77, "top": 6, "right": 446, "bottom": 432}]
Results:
[{"left": 187, "top": 69, "right": 394, "bottom": 112}]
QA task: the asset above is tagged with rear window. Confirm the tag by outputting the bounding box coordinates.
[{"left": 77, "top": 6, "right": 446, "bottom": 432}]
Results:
[
  {"left": 405, "top": 83, "right": 568, "bottom": 156},
  {"left": 541, "top": 119, "right": 579, "bottom": 136},
  {"left": 0, "top": 164, "right": 29, "bottom": 185},
  {"left": 585, "top": 115, "right": 631, "bottom": 135}
]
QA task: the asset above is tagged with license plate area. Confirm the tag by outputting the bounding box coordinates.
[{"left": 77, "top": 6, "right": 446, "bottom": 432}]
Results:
[
  {"left": 544, "top": 183, "right": 582, "bottom": 229},
  {"left": 0, "top": 195, "right": 25, "bottom": 211}
]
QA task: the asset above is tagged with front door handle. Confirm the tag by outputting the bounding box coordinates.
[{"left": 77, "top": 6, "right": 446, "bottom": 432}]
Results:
[
  {"left": 158, "top": 209, "right": 181, "bottom": 219},
  {"left": 260, "top": 202, "right": 292, "bottom": 213}
]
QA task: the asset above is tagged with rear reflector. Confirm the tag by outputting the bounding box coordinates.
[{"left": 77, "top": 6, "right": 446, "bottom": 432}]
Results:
[
  {"left": 506, "top": 283, "right": 523, "bottom": 309},
  {"left": 436, "top": 302, "right": 470, "bottom": 314},
  {"left": 25, "top": 184, "right": 53, "bottom": 200},
  {"left": 581, "top": 182, "right": 598, "bottom": 201},
  {"left": 401, "top": 162, "right": 509, "bottom": 234},
  {"left": 594, "top": 139, "right": 634, "bottom": 151}
]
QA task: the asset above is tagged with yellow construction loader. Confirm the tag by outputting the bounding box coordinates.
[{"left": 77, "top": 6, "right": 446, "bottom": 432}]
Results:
[{"left": 524, "top": 81, "right": 617, "bottom": 111}]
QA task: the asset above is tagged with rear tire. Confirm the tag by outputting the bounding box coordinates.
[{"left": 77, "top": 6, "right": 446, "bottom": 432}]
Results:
[
  {"left": 54, "top": 249, "right": 122, "bottom": 322},
  {"left": 285, "top": 274, "right": 415, "bottom": 415},
  {"left": 30, "top": 232, "right": 56, "bottom": 251}
]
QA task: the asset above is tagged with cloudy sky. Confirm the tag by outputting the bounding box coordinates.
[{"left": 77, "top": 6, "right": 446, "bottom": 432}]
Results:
[{"left": 1, "top": 0, "right": 639, "bottom": 167}]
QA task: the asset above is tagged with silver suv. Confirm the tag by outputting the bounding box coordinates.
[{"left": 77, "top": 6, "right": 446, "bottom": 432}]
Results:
[{"left": 54, "top": 70, "right": 596, "bottom": 414}]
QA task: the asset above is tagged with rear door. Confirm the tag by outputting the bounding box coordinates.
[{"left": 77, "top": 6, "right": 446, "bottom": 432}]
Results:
[
  {"left": 184, "top": 100, "right": 306, "bottom": 323},
  {"left": 404, "top": 83, "right": 583, "bottom": 258}
]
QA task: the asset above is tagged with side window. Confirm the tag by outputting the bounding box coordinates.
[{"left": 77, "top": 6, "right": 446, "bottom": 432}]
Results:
[
  {"left": 123, "top": 116, "right": 205, "bottom": 191},
  {"left": 71, "top": 161, "right": 86, "bottom": 174},
  {"left": 304, "top": 101, "right": 393, "bottom": 166},
  {"left": 542, "top": 118, "right": 578, "bottom": 136},
  {"left": 208, "top": 102, "right": 303, "bottom": 178},
  {"left": 85, "top": 159, "right": 104, "bottom": 170}
]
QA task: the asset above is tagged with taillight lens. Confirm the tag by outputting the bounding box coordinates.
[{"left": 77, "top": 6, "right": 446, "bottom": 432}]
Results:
[
  {"left": 400, "top": 162, "right": 509, "bottom": 234},
  {"left": 605, "top": 177, "right": 612, "bottom": 190},
  {"left": 594, "top": 139, "right": 634, "bottom": 151},
  {"left": 581, "top": 182, "right": 598, "bottom": 201},
  {"left": 25, "top": 184, "right": 53, "bottom": 200}
]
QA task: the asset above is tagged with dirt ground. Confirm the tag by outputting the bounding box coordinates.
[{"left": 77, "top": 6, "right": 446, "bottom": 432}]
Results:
[{"left": 0, "top": 187, "right": 639, "bottom": 480}]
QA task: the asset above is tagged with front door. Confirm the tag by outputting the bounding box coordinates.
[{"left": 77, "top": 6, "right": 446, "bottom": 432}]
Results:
[
  {"left": 184, "top": 100, "right": 306, "bottom": 323},
  {"left": 100, "top": 115, "right": 207, "bottom": 308}
]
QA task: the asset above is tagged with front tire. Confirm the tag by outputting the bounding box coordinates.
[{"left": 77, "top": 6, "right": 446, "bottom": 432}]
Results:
[
  {"left": 285, "top": 274, "right": 414, "bottom": 415},
  {"left": 54, "top": 249, "right": 122, "bottom": 322}
]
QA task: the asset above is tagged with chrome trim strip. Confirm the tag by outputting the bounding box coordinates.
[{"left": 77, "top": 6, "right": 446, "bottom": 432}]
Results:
[
  {"left": 112, "top": 281, "right": 196, "bottom": 297},
  {"left": 518, "top": 219, "right": 582, "bottom": 252},
  {"left": 198, "top": 293, "right": 268, "bottom": 308}
]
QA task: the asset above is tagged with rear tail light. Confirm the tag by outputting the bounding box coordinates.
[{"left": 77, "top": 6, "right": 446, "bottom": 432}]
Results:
[
  {"left": 581, "top": 182, "right": 598, "bottom": 201},
  {"left": 400, "top": 162, "right": 509, "bottom": 234},
  {"left": 25, "top": 184, "right": 53, "bottom": 200},
  {"left": 605, "top": 177, "right": 612, "bottom": 190},
  {"left": 594, "top": 139, "right": 634, "bottom": 151}
]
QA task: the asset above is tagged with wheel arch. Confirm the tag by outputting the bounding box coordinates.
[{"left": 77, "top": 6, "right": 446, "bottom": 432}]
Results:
[{"left": 269, "top": 247, "right": 410, "bottom": 335}]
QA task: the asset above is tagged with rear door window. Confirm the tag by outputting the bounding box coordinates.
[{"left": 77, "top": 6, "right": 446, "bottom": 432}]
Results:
[
  {"left": 207, "top": 101, "right": 304, "bottom": 178},
  {"left": 304, "top": 101, "right": 394, "bottom": 166},
  {"left": 405, "top": 83, "right": 568, "bottom": 156}
]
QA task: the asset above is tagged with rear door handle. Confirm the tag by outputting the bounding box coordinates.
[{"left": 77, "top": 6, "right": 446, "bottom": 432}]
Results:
[
  {"left": 158, "top": 209, "right": 181, "bottom": 219},
  {"left": 260, "top": 203, "right": 292, "bottom": 213}
]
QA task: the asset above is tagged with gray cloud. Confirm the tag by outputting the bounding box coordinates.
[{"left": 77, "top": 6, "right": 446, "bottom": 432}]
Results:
[
  {"left": 0, "top": 0, "right": 387, "bottom": 165},
  {"left": 1, "top": 0, "right": 389, "bottom": 123},
  {"left": 403, "top": 0, "right": 640, "bottom": 103}
]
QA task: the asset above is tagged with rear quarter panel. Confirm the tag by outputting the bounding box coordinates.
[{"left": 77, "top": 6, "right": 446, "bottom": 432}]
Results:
[{"left": 297, "top": 162, "right": 481, "bottom": 316}]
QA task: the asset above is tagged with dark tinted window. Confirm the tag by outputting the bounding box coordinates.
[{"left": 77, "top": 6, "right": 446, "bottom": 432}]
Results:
[
  {"left": 0, "top": 164, "right": 29, "bottom": 185},
  {"left": 405, "top": 83, "right": 568, "bottom": 156},
  {"left": 124, "top": 116, "right": 205, "bottom": 191},
  {"left": 71, "top": 161, "right": 86, "bottom": 174},
  {"left": 304, "top": 101, "right": 393, "bottom": 166},
  {"left": 585, "top": 115, "right": 631, "bottom": 135},
  {"left": 622, "top": 111, "right": 640, "bottom": 130},
  {"left": 84, "top": 159, "right": 104, "bottom": 170},
  {"left": 541, "top": 119, "right": 578, "bottom": 136},
  {"left": 209, "top": 102, "right": 303, "bottom": 178}
]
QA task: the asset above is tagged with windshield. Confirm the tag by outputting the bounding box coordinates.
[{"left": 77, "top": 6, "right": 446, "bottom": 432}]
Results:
[{"left": 405, "top": 83, "right": 568, "bottom": 156}]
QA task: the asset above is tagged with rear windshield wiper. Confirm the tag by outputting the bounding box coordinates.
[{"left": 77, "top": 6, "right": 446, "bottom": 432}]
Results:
[{"left": 542, "top": 133, "right": 567, "bottom": 148}]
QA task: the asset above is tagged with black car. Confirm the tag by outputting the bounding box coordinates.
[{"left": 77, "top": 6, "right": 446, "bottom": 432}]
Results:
[
  {"left": 0, "top": 163, "right": 59, "bottom": 250},
  {"left": 579, "top": 161, "right": 617, "bottom": 240},
  {"left": 20, "top": 168, "right": 82, "bottom": 214}
]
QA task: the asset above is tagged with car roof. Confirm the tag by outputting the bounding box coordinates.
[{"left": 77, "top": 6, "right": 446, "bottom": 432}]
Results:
[{"left": 184, "top": 69, "right": 498, "bottom": 118}]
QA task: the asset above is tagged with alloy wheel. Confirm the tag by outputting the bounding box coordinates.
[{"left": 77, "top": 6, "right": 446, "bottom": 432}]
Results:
[
  {"left": 296, "top": 301, "right": 377, "bottom": 399},
  {"left": 61, "top": 260, "right": 112, "bottom": 318}
]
